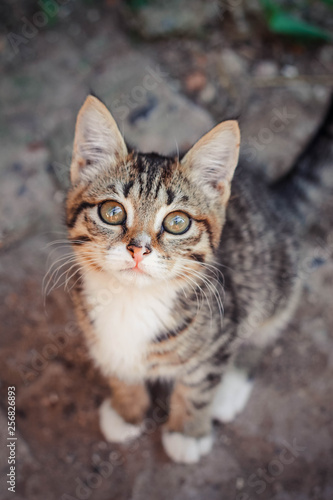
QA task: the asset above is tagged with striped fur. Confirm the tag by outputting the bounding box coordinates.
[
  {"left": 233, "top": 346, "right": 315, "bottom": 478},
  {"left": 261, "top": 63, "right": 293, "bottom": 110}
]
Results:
[{"left": 66, "top": 96, "right": 316, "bottom": 463}]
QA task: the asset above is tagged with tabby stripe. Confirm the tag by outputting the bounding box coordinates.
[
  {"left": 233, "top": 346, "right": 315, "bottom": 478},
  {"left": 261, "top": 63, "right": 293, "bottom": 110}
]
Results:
[
  {"left": 153, "top": 316, "right": 194, "bottom": 343},
  {"left": 190, "top": 253, "right": 205, "bottom": 263},
  {"left": 106, "top": 183, "right": 118, "bottom": 194},
  {"left": 204, "top": 372, "right": 222, "bottom": 390},
  {"left": 184, "top": 372, "right": 221, "bottom": 390},
  {"left": 166, "top": 187, "right": 175, "bottom": 205},
  {"left": 123, "top": 180, "right": 134, "bottom": 198},
  {"left": 183, "top": 233, "right": 203, "bottom": 247},
  {"left": 191, "top": 399, "right": 209, "bottom": 410},
  {"left": 193, "top": 217, "right": 214, "bottom": 251},
  {"left": 67, "top": 201, "right": 96, "bottom": 228},
  {"left": 70, "top": 235, "right": 92, "bottom": 245},
  {"left": 211, "top": 345, "right": 231, "bottom": 366},
  {"left": 154, "top": 177, "right": 162, "bottom": 199}
]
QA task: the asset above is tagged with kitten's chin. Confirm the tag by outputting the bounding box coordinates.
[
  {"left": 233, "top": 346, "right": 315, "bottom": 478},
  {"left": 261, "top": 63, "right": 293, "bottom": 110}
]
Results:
[{"left": 114, "top": 268, "right": 156, "bottom": 288}]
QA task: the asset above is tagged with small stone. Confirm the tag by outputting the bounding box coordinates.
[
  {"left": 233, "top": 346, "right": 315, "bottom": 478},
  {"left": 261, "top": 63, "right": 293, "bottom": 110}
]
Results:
[
  {"left": 97, "top": 441, "right": 107, "bottom": 450},
  {"left": 236, "top": 477, "right": 245, "bottom": 490},
  {"left": 48, "top": 393, "right": 59, "bottom": 405},
  {"left": 313, "top": 85, "right": 329, "bottom": 102},
  {"left": 185, "top": 71, "right": 207, "bottom": 93},
  {"left": 253, "top": 61, "right": 278, "bottom": 79},
  {"left": 281, "top": 65, "right": 299, "bottom": 78},
  {"left": 319, "top": 46, "right": 333, "bottom": 67},
  {"left": 199, "top": 83, "right": 216, "bottom": 104},
  {"left": 272, "top": 346, "right": 283, "bottom": 357},
  {"left": 221, "top": 48, "right": 247, "bottom": 76}
]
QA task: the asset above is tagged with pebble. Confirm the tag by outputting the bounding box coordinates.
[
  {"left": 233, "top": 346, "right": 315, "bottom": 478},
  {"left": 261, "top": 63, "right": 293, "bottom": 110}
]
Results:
[
  {"left": 199, "top": 83, "right": 216, "bottom": 103},
  {"left": 313, "top": 85, "right": 329, "bottom": 102},
  {"left": 272, "top": 346, "right": 283, "bottom": 357},
  {"left": 236, "top": 477, "right": 245, "bottom": 490},
  {"left": 97, "top": 441, "right": 107, "bottom": 450},
  {"left": 253, "top": 61, "right": 278, "bottom": 79},
  {"left": 319, "top": 45, "right": 333, "bottom": 67},
  {"left": 221, "top": 48, "right": 247, "bottom": 76},
  {"left": 48, "top": 393, "right": 59, "bottom": 405},
  {"left": 281, "top": 64, "right": 299, "bottom": 78},
  {"left": 185, "top": 71, "right": 207, "bottom": 92}
]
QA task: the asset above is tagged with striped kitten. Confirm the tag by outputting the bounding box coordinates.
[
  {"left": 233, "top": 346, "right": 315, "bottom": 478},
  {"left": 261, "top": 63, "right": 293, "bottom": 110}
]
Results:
[{"left": 67, "top": 96, "right": 302, "bottom": 463}]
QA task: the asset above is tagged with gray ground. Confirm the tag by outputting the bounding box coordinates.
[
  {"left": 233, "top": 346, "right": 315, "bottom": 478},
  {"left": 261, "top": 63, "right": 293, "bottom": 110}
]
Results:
[{"left": 0, "top": 4, "right": 333, "bottom": 500}]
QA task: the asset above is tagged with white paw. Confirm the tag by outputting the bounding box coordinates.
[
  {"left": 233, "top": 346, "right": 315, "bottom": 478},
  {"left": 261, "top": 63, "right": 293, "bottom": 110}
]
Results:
[
  {"left": 99, "top": 400, "right": 142, "bottom": 443},
  {"left": 162, "top": 432, "right": 213, "bottom": 464},
  {"left": 211, "top": 368, "right": 253, "bottom": 423}
]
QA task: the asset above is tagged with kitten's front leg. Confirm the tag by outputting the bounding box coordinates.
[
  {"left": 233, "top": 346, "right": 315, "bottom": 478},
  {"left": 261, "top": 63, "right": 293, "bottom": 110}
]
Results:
[
  {"left": 162, "top": 379, "right": 220, "bottom": 464},
  {"left": 99, "top": 377, "right": 150, "bottom": 443}
]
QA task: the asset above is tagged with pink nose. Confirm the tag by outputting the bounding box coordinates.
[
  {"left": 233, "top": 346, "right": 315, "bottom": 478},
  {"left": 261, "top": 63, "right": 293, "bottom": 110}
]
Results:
[{"left": 127, "top": 244, "right": 151, "bottom": 265}]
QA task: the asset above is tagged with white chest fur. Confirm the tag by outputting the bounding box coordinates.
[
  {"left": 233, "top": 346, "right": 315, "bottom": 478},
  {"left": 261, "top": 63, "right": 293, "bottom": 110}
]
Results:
[{"left": 83, "top": 271, "right": 178, "bottom": 382}]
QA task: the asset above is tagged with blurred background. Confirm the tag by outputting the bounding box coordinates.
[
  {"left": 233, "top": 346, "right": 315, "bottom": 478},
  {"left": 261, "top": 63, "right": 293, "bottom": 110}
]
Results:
[{"left": 0, "top": 1, "right": 333, "bottom": 499}]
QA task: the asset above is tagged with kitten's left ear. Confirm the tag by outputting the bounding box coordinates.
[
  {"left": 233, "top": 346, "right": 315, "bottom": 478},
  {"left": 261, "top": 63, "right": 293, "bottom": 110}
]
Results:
[
  {"left": 182, "top": 120, "right": 240, "bottom": 203},
  {"left": 71, "top": 95, "right": 127, "bottom": 184}
]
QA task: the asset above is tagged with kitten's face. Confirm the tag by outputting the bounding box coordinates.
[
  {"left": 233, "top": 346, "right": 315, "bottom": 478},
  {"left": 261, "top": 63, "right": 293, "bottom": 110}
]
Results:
[
  {"left": 67, "top": 153, "right": 224, "bottom": 287},
  {"left": 67, "top": 96, "right": 240, "bottom": 288}
]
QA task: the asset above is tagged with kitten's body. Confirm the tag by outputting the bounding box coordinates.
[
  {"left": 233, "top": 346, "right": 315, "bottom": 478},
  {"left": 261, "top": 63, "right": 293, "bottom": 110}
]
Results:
[{"left": 66, "top": 96, "right": 331, "bottom": 463}]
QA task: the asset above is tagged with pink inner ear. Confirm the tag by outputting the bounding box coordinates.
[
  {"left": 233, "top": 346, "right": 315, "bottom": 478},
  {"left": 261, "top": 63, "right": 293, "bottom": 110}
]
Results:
[
  {"left": 181, "top": 121, "right": 240, "bottom": 190},
  {"left": 71, "top": 96, "right": 128, "bottom": 184}
]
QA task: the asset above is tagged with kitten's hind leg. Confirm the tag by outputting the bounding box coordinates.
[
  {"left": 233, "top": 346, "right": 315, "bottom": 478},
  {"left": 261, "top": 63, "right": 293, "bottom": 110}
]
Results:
[
  {"left": 212, "top": 295, "right": 301, "bottom": 424},
  {"left": 211, "top": 366, "right": 253, "bottom": 423},
  {"left": 211, "top": 345, "right": 263, "bottom": 423},
  {"left": 99, "top": 377, "right": 150, "bottom": 443}
]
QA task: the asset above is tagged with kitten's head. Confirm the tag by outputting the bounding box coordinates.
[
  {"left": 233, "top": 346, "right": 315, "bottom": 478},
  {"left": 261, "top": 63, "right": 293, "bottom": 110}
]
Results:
[{"left": 67, "top": 96, "right": 240, "bottom": 287}]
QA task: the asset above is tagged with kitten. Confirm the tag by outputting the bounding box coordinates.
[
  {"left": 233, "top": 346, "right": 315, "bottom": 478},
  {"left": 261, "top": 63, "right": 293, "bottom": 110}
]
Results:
[{"left": 66, "top": 95, "right": 318, "bottom": 463}]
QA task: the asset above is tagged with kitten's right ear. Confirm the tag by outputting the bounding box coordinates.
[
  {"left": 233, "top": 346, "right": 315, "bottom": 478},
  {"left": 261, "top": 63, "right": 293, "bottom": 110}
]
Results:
[{"left": 70, "top": 95, "right": 127, "bottom": 184}]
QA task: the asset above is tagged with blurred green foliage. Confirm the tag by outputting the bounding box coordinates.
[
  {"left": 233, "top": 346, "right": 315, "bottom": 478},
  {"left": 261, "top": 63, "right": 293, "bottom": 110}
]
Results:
[{"left": 259, "top": 0, "right": 333, "bottom": 41}]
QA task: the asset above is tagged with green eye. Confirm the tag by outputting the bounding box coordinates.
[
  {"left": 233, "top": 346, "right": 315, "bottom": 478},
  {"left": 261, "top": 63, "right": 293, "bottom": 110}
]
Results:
[
  {"left": 163, "top": 211, "right": 191, "bottom": 235},
  {"left": 99, "top": 201, "right": 126, "bottom": 225}
]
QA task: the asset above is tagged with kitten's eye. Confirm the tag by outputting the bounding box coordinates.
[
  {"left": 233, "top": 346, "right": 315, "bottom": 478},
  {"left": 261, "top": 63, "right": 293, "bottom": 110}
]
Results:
[
  {"left": 99, "top": 201, "right": 126, "bottom": 225},
  {"left": 163, "top": 211, "right": 191, "bottom": 235}
]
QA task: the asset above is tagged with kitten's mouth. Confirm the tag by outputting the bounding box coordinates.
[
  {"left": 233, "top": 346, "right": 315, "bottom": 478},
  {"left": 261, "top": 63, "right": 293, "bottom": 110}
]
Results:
[{"left": 121, "top": 266, "right": 148, "bottom": 276}]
